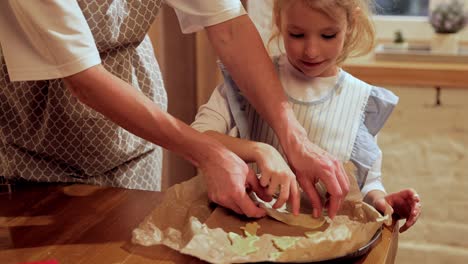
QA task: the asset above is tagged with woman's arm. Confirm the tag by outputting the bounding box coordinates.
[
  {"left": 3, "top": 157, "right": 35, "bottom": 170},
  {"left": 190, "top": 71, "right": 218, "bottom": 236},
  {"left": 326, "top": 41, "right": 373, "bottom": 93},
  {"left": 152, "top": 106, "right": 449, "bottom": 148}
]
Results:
[
  {"left": 205, "top": 15, "right": 348, "bottom": 218},
  {"left": 64, "top": 64, "right": 267, "bottom": 218}
]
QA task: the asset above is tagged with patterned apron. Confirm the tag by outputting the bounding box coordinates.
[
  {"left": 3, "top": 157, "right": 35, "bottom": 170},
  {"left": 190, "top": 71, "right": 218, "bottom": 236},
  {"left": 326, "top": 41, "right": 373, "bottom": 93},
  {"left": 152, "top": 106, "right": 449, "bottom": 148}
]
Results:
[{"left": 0, "top": 0, "right": 167, "bottom": 191}]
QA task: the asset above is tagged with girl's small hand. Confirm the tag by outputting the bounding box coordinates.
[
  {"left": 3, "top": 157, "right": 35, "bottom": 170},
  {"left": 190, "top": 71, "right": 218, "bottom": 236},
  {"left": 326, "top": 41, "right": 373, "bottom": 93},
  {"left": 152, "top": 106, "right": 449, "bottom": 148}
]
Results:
[
  {"left": 254, "top": 144, "right": 300, "bottom": 215},
  {"left": 374, "top": 189, "right": 422, "bottom": 233}
]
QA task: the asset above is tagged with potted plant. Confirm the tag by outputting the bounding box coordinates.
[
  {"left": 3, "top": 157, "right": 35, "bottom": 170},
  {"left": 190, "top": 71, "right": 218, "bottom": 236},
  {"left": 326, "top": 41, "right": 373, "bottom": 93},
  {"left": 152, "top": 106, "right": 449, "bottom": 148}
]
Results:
[
  {"left": 391, "top": 30, "right": 409, "bottom": 50},
  {"left": 429, "top": 0, "right": 467, "bottom": 54}
]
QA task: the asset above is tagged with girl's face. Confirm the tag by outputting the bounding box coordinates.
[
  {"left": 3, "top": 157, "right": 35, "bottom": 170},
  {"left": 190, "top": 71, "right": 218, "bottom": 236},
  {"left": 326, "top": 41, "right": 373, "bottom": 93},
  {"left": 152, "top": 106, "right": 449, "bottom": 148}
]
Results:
[{"left": 280, "top": 1, "right": 348, "bottom": 77}]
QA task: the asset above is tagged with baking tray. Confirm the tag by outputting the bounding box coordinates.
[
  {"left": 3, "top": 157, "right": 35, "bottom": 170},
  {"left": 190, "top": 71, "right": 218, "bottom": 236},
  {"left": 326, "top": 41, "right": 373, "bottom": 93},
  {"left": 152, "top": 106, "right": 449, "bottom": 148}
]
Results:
[{"left": 310, "top": 227, "right": 382, "bottom": 263}]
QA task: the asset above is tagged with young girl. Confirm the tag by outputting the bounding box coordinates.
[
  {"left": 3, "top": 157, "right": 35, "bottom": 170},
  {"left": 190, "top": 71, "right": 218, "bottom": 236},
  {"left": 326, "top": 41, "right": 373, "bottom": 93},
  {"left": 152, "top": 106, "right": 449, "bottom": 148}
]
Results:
[{"left": 192, "top": 0, "right": 421, "bottom": 232}]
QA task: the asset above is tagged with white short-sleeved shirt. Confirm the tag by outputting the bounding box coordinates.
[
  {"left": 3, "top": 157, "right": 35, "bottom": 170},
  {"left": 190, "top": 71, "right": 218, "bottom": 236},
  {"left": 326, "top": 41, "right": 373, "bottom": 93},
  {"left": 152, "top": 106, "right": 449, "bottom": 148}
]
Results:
[
  {"left": 167, "top": 0, "right": 246, "bottom": 33},
  {"left": 0, "top": 0, "right": 246, "bottom": 81}
]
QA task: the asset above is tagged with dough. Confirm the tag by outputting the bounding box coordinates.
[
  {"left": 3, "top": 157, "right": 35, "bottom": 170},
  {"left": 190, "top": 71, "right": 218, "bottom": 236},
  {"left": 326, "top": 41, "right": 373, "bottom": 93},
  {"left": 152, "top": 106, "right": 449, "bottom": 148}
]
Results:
[
  {"left": 228, "top": 232, "right": 260, "bottom": 256},
  {"left": 261, "top": 205, "right": 327, "bottom": 229},
  {"left": 241, "top": 222, "right": 260, "bottom": 237}
]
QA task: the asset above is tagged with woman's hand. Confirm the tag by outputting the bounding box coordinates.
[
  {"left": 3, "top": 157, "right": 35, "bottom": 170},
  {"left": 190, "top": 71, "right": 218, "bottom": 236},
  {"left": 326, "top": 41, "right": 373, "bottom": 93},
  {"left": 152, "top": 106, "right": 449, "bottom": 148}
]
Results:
[
  {"left": 197, "top": 144, "right": 271, "bottom": 218},
  {"left": 253, "top": 143, "right": 300, "bottom": 214},
  {"left": 373, "top": 189, "right": 422, "bottom": 233},
  {"left": 282, "top": 128, "right": 349, "bottom": 219}
]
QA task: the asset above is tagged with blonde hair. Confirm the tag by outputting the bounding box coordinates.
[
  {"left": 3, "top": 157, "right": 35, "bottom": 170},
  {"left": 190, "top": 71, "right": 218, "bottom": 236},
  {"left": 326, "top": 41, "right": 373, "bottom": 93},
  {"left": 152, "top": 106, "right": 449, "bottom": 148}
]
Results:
[{"left": 269, "top": 0, "right": 376, "bottom": 65}]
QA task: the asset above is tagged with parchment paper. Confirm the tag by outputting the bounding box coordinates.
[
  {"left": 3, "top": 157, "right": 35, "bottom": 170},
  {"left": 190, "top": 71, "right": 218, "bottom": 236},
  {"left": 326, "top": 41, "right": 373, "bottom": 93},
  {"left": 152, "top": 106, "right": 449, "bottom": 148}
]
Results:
[{"left": 132, "top": 163, "right": 388, "bottom": 263}]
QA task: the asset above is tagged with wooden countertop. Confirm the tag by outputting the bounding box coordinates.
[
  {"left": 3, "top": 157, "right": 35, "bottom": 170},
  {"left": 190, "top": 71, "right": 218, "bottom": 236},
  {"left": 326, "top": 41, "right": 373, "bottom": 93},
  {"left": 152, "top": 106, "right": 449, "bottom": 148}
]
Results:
[
  {"left": 0, "top": 183, "right": 399, "bottom": 264},
  {"left": 343, "top": 52, "right": 468, "bottom": 88}
]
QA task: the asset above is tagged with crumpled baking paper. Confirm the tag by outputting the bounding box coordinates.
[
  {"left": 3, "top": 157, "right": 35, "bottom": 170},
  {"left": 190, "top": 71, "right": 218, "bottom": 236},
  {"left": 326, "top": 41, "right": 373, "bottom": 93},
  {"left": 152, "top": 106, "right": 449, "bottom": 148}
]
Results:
[{"left": 132, "top": 164, "right": 387, "bottom": 263}]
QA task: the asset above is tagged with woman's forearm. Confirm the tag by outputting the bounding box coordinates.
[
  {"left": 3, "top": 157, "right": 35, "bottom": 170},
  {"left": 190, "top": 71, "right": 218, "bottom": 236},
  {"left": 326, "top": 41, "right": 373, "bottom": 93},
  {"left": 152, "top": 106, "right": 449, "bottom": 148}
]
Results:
[
  {"left": 64, "top": 64, "right": 226, "bottom": 166},
  {"left": 64, "top": 65, "right": 270, "bottom": 218}
]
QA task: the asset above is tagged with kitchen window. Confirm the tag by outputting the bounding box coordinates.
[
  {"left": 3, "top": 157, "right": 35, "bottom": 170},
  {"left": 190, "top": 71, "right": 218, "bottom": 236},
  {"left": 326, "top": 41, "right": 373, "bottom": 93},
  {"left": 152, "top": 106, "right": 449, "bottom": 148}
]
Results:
[
  {"left": 375, "top": 0, "right": 429, "bottom": 16},
  {"left": 373, "top": 0, "right": 431, "bottom": 41},
  {"left": 374, "top": 0, "right": 467, "bottom": 41}
]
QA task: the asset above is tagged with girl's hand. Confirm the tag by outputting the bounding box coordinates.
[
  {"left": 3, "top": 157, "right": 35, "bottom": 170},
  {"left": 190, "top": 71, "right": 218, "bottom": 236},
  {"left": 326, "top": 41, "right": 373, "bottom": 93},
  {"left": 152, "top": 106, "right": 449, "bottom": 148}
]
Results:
[
  {"left": 254, "top": 143, "right": 300, "bottom": 215},
  {"left": 374, "top": 188, "right": 422, "bottom": 233}
]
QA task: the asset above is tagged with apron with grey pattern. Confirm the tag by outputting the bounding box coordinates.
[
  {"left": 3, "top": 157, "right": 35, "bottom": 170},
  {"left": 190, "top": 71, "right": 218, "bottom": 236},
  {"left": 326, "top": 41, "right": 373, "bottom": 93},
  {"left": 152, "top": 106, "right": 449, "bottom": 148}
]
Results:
[{"left": 0, "top": 0, "right": 167, "bottom": 191}]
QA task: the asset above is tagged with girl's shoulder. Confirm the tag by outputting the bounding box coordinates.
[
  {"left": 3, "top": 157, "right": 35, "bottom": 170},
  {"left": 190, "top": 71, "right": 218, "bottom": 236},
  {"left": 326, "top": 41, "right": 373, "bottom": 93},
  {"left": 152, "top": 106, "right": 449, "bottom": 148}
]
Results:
[{"left": 342, "top": 71, "right": 398, "bottom": 101}]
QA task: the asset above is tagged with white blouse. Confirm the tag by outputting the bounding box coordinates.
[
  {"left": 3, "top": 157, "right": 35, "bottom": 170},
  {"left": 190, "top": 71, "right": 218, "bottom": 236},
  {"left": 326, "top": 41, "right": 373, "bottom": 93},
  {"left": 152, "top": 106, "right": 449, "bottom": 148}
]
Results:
[{"left": 0, "top": 0, "right": 246, "bottom": 81}]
